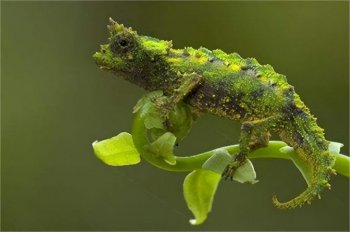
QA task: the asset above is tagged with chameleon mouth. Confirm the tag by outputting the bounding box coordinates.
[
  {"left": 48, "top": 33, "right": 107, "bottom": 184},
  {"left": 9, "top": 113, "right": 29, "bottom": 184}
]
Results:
[
  {"left": 92, "top": 51, "right": 113, "bottom": 71},
  {"left": 93, "top": 51, "right": 128, "bottom": 80},
  {"left": 93, "top": 43, "right": 128, "bottom": 76}
]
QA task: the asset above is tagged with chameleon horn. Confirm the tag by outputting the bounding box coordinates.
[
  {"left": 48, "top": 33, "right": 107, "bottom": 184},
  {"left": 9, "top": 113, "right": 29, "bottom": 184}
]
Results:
[
  {"left": 107, "top": 17, "right": 125, "bottom": 34},
  {"left": 109, "top": 17, "right": 116, "bottom": 24}
]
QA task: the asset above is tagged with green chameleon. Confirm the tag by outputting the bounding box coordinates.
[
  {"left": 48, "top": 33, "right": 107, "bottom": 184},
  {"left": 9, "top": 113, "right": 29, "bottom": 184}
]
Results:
[{"left": 93, "top": 18, "right": 336, "bottom": 209}]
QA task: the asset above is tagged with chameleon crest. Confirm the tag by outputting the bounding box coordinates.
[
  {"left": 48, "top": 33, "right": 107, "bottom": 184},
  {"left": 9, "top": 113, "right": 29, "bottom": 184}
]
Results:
[{"left": 93, "top": 18, "right": 336, "bottom": 209}]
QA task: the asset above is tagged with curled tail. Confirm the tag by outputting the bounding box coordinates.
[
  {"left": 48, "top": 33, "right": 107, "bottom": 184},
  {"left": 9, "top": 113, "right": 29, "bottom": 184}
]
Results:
[
  {"left": 272, "top": 151, "right": 336, "bottom": 209},
  {"left": 274, "top": 101, "right": 337, "bottom": 209}
]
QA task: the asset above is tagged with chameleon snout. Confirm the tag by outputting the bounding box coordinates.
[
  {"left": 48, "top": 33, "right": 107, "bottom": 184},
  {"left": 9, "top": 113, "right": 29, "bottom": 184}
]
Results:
[
  {"left": 92, "top": 51, "right": 104, "bottom": 67},
  {"left": 93, "top": 44, "right": 115, "bottom": 70}
]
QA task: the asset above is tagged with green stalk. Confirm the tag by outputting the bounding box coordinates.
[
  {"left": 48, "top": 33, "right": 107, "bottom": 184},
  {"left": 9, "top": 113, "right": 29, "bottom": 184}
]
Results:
[{"left": 131, "top": 110, "right": 349, "bottom": 177}]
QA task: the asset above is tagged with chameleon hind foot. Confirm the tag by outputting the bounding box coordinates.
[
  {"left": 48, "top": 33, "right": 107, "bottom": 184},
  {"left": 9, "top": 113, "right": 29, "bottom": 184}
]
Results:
[{"left": 222, "top": 118, "right": 275, "bottom": 181}]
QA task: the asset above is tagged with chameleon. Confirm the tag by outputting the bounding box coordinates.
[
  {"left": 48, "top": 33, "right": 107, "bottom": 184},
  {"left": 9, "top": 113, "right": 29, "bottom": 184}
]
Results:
[{"left": 93, "top": 18, "right": 336, "bottom": 209}]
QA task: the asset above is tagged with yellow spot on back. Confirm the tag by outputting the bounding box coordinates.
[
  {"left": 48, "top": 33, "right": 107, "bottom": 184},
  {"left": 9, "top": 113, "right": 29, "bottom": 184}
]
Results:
[
  {"left": 198, "top": 56, "right": 207, "bottom": 64},
  {"left": 167, "top": 57, "right": 182, "bottom": 64},
  {"left": 194, "top": 51, "right": 202, "bottom": 58},
  {"left": 229, "top": 64, "right": 240, "bottom": 71}
]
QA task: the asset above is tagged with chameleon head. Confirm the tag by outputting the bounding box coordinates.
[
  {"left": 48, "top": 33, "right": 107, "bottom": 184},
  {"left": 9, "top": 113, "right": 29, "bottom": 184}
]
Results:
[
  {"left": 93, "top": 18, "right": 142, "bottom": 78},
  {"left": 93, "top": 18, "right": 173, "bottom": 87}
]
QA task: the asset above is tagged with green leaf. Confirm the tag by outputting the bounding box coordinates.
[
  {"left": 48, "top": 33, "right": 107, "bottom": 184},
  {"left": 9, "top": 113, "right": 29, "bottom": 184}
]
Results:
[
  {"left": 280, "top": 145, "right": 313, "bottom": 186},
  {"left": 144, "top": 132, "right": 177, "bottom": 165},
  {"left": 133, "top": 90, "right": 163, "bottom": 113},
  {"left": 141, "top": 102, "right": 165, "bottom": 130},
  {"left": 133, "top": 91, "right": 165, "bottom": 131},
  {"left": 201, "top": 149, "right": 232, "bottom": 174},
  {"left": 183, "top": 169, "right": 221, "bottom": 225},
  {"left": 202, "top": 149, "right": 257, "bottom": 184},
  {"left": 280, "top": 142, "right": 344, "bottom": 186},
  {"left": 232, "top": 159, "right": 258, "bottom": 184},
  {"left": 93, "top": 132, "right": 140, "bottom": 166},
  {"left": 167, "top": 102, "right": 193, "bottom": 141},
  {"left": 328, "top": 141, "right": 343, "bottom": 154}
]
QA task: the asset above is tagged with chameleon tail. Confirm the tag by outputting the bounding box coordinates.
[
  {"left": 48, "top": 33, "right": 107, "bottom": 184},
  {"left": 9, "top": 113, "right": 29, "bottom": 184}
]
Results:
[
  {"left": 272, "top": 153, "right": 335, "bottom": 209},
  {"left": 274, "top": 102, "right": 336, "bottom": 209}
]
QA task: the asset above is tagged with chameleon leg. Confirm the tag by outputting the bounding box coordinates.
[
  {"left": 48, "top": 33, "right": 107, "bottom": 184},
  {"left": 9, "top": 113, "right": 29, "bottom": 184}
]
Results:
[
  {"left": 249, "top": 129, "right": 271, "bottom": 151},
  {"left": 170, "top": 73, "right": 202, "bottom": 105},
  {"left": 153, "top": 73, "right": 202, "bottom": 125},
  {"left": 222, "top": 116, "right": 279, "bottom": 180}
]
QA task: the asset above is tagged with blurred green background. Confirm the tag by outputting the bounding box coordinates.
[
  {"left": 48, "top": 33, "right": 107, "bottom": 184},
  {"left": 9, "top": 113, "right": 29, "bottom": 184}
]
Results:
[{"left": 1, "top": 1, "right": 349, "bottom": 231}]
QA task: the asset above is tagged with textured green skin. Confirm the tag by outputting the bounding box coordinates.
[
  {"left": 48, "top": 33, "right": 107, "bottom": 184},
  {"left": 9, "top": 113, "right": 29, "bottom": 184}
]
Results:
[{"left": 93, "top": 19, "right": 336, "bottom": 209}]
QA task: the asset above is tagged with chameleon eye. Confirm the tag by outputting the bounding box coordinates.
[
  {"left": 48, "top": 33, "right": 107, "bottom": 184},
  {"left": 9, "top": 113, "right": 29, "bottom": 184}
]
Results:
[
  {"left": 119, "top": 38, "right": 128, "bottom": 47},
  {"left": 110, "top": 35, "right": 135, "bottom": 54}
]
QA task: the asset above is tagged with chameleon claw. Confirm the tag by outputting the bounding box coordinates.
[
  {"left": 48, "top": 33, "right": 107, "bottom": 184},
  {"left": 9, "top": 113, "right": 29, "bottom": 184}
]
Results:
[
  {"left": 221, "top": 154, "right": 248, "bottom": 181},
  {"left": 328, "top": 167, "right": 337, "bottom": 175},
  {"left": 222, "top": 165, "right": 235, "bottom": 181}
]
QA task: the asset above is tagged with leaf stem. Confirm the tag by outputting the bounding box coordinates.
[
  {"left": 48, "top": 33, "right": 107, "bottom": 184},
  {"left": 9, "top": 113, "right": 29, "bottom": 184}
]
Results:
[
  {"left": 131, "top": 98, "right": 350, "bottom": 178},
  {"left": 154, "top": 141, "right": 349, "bottom": 177},
  {"left": 131, "top": 112, "right": 349, "bottom": 177}
]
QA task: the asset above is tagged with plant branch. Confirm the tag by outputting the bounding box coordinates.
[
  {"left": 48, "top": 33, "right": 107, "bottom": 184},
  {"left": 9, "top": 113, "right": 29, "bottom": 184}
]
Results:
[
  {"left": 131, "top": 93, "right": 349, "bottom": 178},
  {"left": 132, "top": 112, "right": 349, "bottom": 177}
]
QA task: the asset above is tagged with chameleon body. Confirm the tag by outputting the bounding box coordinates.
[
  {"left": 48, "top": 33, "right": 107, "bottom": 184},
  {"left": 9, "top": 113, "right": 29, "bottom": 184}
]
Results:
[{"left": 93, "top": 18, "right": 336, "bottom": 209}]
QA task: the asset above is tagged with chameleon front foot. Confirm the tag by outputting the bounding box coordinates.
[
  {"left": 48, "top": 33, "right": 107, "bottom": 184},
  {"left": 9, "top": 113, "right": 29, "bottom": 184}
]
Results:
[
  {"left": 222, "top": 164, "right": 236, "bottom": 180},
  {"left": 222, "top": 153, "right": 246, "bottom": 180}
]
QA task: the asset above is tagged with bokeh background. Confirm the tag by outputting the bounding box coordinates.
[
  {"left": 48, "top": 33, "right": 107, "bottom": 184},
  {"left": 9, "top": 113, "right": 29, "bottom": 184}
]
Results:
[{"left": 2, "top": 1, "right": 349, "bottom": 231}]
